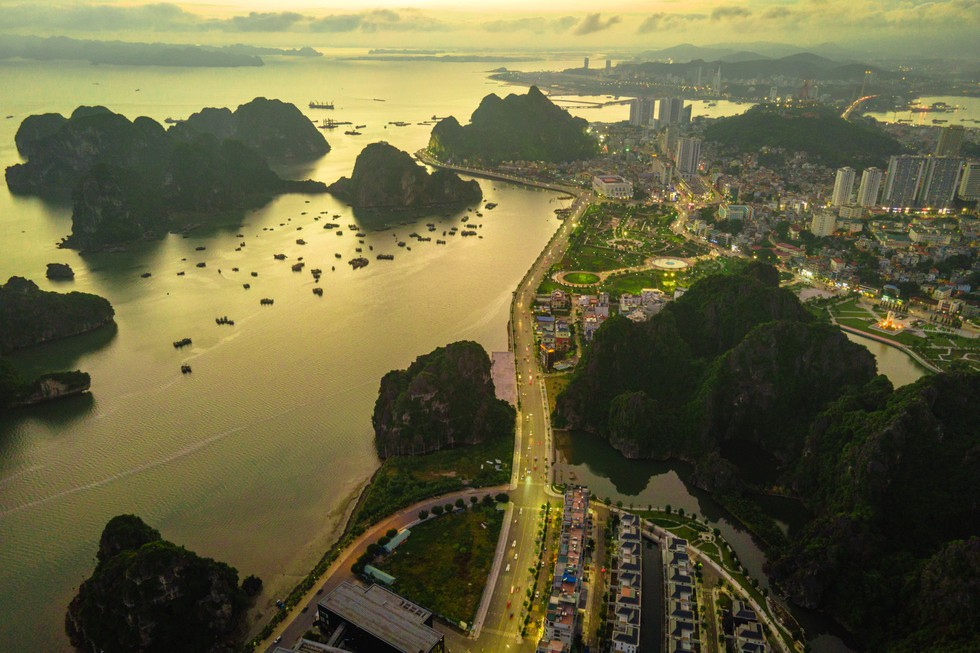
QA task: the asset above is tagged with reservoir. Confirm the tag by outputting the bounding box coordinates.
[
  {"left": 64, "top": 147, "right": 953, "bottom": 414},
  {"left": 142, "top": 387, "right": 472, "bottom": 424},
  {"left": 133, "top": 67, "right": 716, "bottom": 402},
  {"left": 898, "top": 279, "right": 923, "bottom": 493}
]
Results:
[{"left": 0, "top": 53, "right": 577, "bottom": 650}]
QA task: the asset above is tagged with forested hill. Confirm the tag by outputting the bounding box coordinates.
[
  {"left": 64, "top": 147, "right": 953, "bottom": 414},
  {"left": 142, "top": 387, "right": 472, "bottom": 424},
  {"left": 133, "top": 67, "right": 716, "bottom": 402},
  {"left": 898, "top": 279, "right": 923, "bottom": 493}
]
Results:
[
  {"left": 703, "top": 104, "right": 906, "bottom": 168},
  {"left": 428, "top": 86, "right": 598, "bottom": 164},
  {"left": 554, "top": 261, "right": 980, "bottom": 651}
]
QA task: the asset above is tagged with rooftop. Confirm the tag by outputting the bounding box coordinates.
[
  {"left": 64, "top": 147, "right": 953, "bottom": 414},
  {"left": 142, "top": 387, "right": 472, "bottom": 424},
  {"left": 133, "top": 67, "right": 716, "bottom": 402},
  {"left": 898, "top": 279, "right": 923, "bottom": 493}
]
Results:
[{"left": 319, "top": 582, "right": 442, "bottom": 653}]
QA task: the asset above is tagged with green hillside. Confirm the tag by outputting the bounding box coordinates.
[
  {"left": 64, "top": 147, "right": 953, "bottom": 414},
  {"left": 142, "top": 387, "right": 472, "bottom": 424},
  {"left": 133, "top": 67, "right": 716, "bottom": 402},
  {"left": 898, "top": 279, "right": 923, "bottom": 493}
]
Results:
[{"left": 704, "top": 104, "right": 906, "bottom": 168}]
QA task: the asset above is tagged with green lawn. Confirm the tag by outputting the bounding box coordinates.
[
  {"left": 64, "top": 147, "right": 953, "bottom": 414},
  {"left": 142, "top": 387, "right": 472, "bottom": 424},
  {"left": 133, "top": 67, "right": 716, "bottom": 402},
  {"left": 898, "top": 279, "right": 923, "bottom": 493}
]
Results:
[
  {"left": 601, "top": 270, "right": 672, "bottom": 297},
  {"left": 350, "top": 436, "right": 513, "bottom": 533},
  {"left": 544, "top": 374, "right": 571, "bottom": 414},
  {"left": 563, "top": 271, "right": 601, "bottom": 285},
  {"left": 378, "top": 505, "right": 504, "bottom": 624},
  {"left": 562, "top": 245, "right": 643, "bottom": 272}
]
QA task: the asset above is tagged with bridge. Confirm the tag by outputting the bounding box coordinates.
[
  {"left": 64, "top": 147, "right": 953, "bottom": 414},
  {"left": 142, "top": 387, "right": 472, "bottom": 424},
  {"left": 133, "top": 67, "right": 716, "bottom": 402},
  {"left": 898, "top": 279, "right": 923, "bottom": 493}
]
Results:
[{"left": 842, "top": 94, "right": 878, "bottom": 119}]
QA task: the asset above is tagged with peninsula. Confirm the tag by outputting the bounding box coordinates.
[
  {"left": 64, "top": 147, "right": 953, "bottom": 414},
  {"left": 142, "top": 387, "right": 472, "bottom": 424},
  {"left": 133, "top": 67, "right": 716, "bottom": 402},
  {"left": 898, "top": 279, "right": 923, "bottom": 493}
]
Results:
[
  {"left": 329, "top": 141, "right": 481, "bottom": 209},
  {"left": 0, "top": 276, "right": 114, "bottom": 353}
]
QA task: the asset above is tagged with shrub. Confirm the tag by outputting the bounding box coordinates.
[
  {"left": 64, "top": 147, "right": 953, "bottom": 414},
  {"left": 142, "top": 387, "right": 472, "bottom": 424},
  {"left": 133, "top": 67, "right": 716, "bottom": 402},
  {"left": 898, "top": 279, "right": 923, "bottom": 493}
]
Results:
[
  {"left": 242, "top": 575, "right": 263, "bottom": 597},
  {"left": 432, "top": 505, "right": 444, "bottom": 516},
  {"left": 496, "top": 493, "right": 509, "bottom": 503},
  {"left": 418, "top": 509, "right": 429, "bottom": 520}
]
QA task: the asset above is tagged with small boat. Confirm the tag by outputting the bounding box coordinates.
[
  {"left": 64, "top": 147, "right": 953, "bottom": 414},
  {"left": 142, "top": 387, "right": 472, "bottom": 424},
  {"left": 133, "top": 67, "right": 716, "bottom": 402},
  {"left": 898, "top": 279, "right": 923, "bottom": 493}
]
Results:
[
  {"left": 355, "top": 124, "right": 366, "bottom": 129},
  {"left": 243, "top": 283, "right": 250, "bottom": 289},
  {"left": 344, "top": 130, "right": 362, "bottom": 136},
  {"left": 485, "top": 203, "right": 497, "bottom": 209},
  {"left": 348, "top": 257, "right": 369, "bottom": 269},
  {"left": 309, "top": 100, "right": 335, "bottom": 109},
  {"left": 141, "top": 272, "right": 152, "bottom": 278},
  {"left": 312, "top": 287, "right": 324, "bottom": 296},
  {"left": 180, "top": 364, "right": 192, "bottom": 374},
  {"left": 377, "top": 254, "right": 394, "bottom": 260},
  {"left": 173, "top": 338, "right": 192, "bottom": 348},
  {"left": 296, "top": 239, "right": 307, "bottom": 245},
  {"left": 260, "top": 298, "right": 274, "bottom": 305},
  {"left": 251, "top": 271, "right": 258, "bottom": 277},
  {"left": 291, "top": 262, "right": 305, "bottom": 272},
  {"left": 335, "top": 253, "right": 342, "bottom": 259},
  {"left": 274, "top": 253, "right": 287, "bottom": 260},
  {"left": 196, "top": 262, "right": 206, "bottom": 268},
  {"left": 215, "top": 316, "right": 234, "bottom": 326},
  {"left": 436, "top": 239, "right": 446, "bottom": 245}
]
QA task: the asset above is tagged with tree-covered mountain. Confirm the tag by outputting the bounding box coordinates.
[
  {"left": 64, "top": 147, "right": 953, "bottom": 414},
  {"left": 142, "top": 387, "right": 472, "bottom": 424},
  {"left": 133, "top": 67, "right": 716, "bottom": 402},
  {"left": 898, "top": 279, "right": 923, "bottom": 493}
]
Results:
[
  {"left": 428, "top": 86, "right": 598, "bottom": 164},
  {"left": 170, "top": 97, "right": 330, "bottom": 161},
  {"left": 768, "top": 371, "right": 980, "bottom": 652},
  {"left": 372, "top": 341, "right": 515, "bottom": 457},
  {"left": 553, "top": 261, "right": 874, "bottom": 462},
  {"left": 704, "top": 104, "right": 906, "bottom": 168},
  {"left": 0, "top": 276, "right": 114, "bottom": 353},
  {"left": 66, "top": 515, "right": 254, "bottom": 653},
  {"left": 4, "top": 100, "right": 328, "bottom": 249},
  {"left": 329, "top": 141, "right": 481, "bottom": 208},
  {"left": 554, "top": 261, "right": 979, "bottom": 650}
]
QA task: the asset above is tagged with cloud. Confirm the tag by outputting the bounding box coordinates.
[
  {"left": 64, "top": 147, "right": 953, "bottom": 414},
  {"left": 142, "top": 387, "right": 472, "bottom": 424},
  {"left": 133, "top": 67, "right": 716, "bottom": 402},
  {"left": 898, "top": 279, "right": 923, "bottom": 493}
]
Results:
[
  {"left": 483, "top": 16, "right": 577, "bottom": 34},
  {"left": 711, "top": 6, "right": 753, "bottom": 21},
  {"left": 573, "top": 13, "right": 621, "bottom": 36},
  {"left": 637, "top": 12, "right": 706, "bottom": 33},
  {"left": 309, "top": 9, "right": 448, "bottom": 33},
  {"left": 222, "top": 12, "right": 305, "bottom": 33},
  {"left": 761, "top": 7, "right": 794, "bottom": 21},
  {"left": 0, "top": 2, "right": 200, "bottom": 32}
]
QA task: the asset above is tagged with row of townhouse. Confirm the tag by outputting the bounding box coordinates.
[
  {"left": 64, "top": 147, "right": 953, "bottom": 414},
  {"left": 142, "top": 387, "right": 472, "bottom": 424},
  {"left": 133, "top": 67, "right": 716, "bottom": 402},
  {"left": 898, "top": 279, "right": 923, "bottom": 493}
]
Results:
[
  {"left": 610, "top": 513, "right": 643, "bottom": 653},
  {"left": 663, "top": 536, "right": 700, "bottom": 653},
  {"left": 730, "top": 598, "right": 770, "bottom": 653},
  {"left": 537, "top": 487, "right": 591, "bottom": 653}
]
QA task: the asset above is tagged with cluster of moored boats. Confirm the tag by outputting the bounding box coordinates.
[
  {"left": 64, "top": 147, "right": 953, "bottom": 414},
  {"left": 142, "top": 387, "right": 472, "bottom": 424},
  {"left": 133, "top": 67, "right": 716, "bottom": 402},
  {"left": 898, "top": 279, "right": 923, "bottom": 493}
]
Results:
[{"left": 167, "top": 196, "right": 501, "bottom": 374}]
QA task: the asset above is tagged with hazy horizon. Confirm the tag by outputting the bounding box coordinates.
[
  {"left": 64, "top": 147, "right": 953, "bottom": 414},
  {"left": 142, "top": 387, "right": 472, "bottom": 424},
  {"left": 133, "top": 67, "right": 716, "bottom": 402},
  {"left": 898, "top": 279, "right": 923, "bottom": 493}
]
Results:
[{"left": 0, "top": 1, "right": 978, "bottom": 61}]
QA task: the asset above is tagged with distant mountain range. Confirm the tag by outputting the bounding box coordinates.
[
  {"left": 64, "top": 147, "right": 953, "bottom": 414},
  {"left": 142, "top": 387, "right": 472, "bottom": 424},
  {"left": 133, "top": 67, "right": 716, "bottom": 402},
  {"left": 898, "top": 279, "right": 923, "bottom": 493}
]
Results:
[
  {"left": 624, "top": 48, "right": 895, "bottom": 81},
  {"left": 633, "top": 41, "right": 863, "bottom": 63}
]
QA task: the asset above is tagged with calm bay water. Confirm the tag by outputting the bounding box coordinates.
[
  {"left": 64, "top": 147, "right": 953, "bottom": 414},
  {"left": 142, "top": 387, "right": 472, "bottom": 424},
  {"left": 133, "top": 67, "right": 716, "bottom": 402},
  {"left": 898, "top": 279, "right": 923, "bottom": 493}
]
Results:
[
  {"left": 0, "top": 54, "right": 580, "bottom": 650},
  {"left": 864, "top": 95, "right": 980, "bottom": 127}
]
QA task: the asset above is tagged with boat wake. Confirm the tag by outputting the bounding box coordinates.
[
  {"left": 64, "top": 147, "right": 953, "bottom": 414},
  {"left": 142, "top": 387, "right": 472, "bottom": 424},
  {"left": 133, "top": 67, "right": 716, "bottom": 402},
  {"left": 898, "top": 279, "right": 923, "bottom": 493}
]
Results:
[{"left": 0, "top": 378, "right": 376, "bottom": 519}]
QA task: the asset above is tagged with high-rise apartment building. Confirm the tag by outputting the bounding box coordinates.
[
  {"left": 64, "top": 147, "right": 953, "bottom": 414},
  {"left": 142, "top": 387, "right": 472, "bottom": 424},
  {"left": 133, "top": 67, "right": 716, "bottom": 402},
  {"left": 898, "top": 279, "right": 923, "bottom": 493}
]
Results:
[
  {"left": 675, "top": 137, "right": 702, "bottom": 178},
  {"left": 656, "top": 98, "right": 688, "bottom": 126},
  {"left": 856, "top": 167, "right": 883, "bottom": 207},
  {"left": 882, "top": 155, "right": 926, "bottom": 208},
  {"left": 935, "top": 124, "right": 965, "bottom": 156},
  {"left": 831, "top": 167, "right": 856, "bottom": 207},
  {"left": 583, "top": 56, "right": 590, "bottom": 70},
  {"left": 958, "top": 162, "right": 980, "bottom": 200},
  {"left": 810, "top": 209, "right": 837, "bottom": 236},
  {"left": 628, "top": 97, "right": 655, "bottom": 127},
  {"left": 920, "top": 157, "right": 963, "bottom": 207}
]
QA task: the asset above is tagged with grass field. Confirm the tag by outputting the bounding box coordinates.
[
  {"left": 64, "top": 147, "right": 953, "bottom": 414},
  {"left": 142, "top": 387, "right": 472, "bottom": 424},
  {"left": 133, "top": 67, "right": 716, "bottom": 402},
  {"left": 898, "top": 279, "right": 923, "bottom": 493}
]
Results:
[
  {"left": 562, "top": 245, "right": 644, "bottom": 272},
  {"left": 600, "top": 270, "right": 670, "bottom": 296},
  {"left": 544, "top": 374, "right": 571, "bottom": 414},
  {"left": 563, "top": 271, "right": 601, "bottom": 285},
  {"left": 350, "top": 436, "right": 513, "bottom": 533},
  {"left": 378, "top": 505, "right": 504, "bottom": 624}
]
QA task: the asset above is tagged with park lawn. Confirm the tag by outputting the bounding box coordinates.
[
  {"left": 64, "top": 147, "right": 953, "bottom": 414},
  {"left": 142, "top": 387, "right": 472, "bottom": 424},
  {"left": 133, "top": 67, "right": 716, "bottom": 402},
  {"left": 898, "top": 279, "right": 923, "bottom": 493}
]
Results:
[
  {"left": 379, "top": 505, "right": 504, "bottom": 624},
  {"left": 350, "top": 436, "right": 513, "bottom": 533},
  {"left": 600, "top": 270, "right": 667, "bottom": 296},
  {"left": 564, "top": 271, "right": 600, "bottom": 285},
  {"left": 563, "top": 245, "right": 644, "bottom": 272}
]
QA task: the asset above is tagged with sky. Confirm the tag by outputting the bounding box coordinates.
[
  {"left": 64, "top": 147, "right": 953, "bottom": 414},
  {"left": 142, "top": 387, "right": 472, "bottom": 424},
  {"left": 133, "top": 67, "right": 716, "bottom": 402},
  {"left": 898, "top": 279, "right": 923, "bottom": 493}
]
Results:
[{"left": 0, "top": 1, "right": 977, "bottom": 59}]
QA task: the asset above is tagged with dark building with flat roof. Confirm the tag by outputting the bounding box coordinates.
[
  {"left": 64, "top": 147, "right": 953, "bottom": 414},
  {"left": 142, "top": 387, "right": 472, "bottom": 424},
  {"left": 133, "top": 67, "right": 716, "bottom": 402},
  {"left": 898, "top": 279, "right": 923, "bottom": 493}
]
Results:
[{"left": 318, "top": 582, "right": 445, "bottom": 653}]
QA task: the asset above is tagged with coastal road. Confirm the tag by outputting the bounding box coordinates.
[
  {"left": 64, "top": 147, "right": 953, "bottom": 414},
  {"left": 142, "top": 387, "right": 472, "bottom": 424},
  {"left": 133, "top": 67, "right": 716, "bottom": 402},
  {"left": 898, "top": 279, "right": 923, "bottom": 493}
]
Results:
[
  {"left": 261, "top": 485, "right": 506, "bottom": 652},
  {"left": 442, "top": 190, "right": 590, "bottom": 653},
  {"left": 262, "top": 170, "right": 589, "bottom": 653}
]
